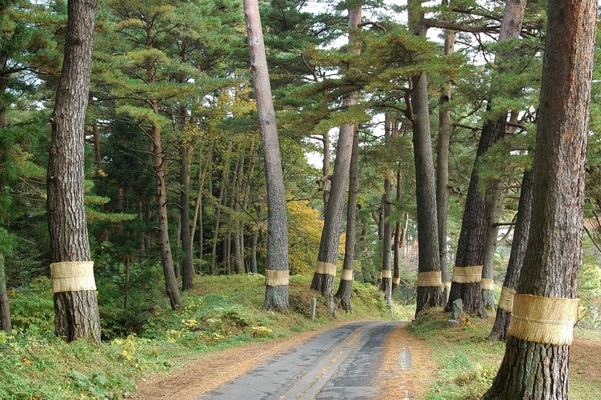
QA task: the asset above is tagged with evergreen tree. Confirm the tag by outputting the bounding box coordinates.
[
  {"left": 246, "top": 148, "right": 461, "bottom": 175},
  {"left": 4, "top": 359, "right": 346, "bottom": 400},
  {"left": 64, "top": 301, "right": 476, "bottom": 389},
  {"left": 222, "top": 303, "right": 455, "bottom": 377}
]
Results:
[
  {"left": 483, "top": 0, "right": 596, "bottom": 397},
  {"left": 243, "top": 0, "right": 290, "bottom": 311},
  {"left": 47, "top": 0, "right": 101, "bottom": 344}
]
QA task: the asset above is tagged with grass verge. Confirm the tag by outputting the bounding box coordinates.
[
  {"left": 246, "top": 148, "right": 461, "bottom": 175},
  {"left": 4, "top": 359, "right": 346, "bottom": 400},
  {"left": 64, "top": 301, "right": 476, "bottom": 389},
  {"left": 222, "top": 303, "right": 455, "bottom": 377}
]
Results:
[
  {"left": 406, "top": 309, "right": 601, "bottom": 399},
  {"left": 1, "top": 274, "right": 411, "bottom": 399}
]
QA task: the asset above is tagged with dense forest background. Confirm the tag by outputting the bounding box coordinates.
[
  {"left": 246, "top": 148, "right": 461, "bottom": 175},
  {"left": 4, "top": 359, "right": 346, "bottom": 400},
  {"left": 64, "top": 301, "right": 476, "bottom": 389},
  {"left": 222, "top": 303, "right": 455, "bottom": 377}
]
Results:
[{"left": 1, "top": 0, "right": 601, "bottom": 340}]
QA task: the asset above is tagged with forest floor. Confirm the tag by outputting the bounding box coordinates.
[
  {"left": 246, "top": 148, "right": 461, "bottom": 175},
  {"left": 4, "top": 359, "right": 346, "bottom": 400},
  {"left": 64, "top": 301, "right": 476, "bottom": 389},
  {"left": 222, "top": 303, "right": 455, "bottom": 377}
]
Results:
[{"left": 131, "top": 321, "right": 601, "bottom": 400}]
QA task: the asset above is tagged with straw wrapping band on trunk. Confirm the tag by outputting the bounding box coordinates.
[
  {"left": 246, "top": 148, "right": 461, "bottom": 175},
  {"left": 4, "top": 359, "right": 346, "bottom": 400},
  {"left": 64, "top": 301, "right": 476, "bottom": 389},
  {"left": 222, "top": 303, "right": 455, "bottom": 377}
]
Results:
[
  {"left": 380, "top": 269, "right": 392, "bottom": 279},
  {"left": 316, "top": 261, "right": 337, "bottom": 276},
  {"left": 498, "top": 286, "right": 516, "bottom": 312},
  {"left": 452, "top": 265, "right": 483, "bottom": 283},
  {"left": 340, "top": 269, "right": 354, "bottom": 281},
  {"left": 392, "top": 277, "right": 400, "bottom": 285},
  {"left": 265, "top": 270, "right": 289, "bottom": 286},
  {"left": 417, "top": 271, "right": 442, "bottom": 287},
  {"left": 507, "top": 293, "right": 580, "bottom": 345},
  {"left": 50, "top": 261, "right": 96, "bottom": 293},
  {"left": 481, "top": 278, "right": 494, "bottom": 290}
]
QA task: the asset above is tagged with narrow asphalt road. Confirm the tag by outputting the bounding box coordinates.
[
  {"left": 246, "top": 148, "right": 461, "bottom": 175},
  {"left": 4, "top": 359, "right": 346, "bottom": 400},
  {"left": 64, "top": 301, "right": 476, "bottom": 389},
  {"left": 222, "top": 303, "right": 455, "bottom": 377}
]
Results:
[{"left": 198, "top": 321, "right": 412, "bottom": 400}]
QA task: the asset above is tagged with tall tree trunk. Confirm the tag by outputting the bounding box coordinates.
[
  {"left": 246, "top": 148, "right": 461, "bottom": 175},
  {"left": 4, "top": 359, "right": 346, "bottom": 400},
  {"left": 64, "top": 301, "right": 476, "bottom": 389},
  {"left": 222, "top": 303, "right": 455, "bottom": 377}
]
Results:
[
  {"left": 489, "top": 169, "right": 533, "bottom": 341},
  {"left": 0, "top": 95, "right": 11, "bottom": 332},
  {"left": 444, "top": 117, "right": 502, "bottom": 318},
  {"left": 311, "top": 7, "right": 361, "bottom": 314},
  {"left": 250, "top": 227, "right": 259, "bottom": 274},
  {"left": 483, "top": 0, "right": 595, "bottom": 397},
  {"left": 322, "top": 130, "right": 331, "bottom": 210},
  {"left": 446, "top": 0, "right": 526, "bottom": 318},
  {"left": 481, "top": 182, "right": 502, "bottom": 310},
  {"left": 335, "top": 127, "right": 359, "bottom": 311},
  {"left": 232, "top": 153, "right": 245, "bottom": 274},
  {"left": 180, "top": 143, "right": 194, "bottom": 290},
  {"left": 91, "top": 118, "right": 101, "bottom": 175},
  {"left": 380, "top": 115, "right": 394, "bottom": 307},
  {"left": 150, "top": 122, "right": 182, "bottom": 310},
  {"left": 0, "top": 253, "right": 11, "bottom": 333},
  {"left": 409, "top": 0, "right": 443, "bottom": 315},
  {"left": 437, "top": 12, "right": 454, "bottom": 302},
  {"left": 47, "top": 0, "right": 100, "bottom": 344},
  {"left": 240, "top": 145, "right": 257, "bottom": 272},
  {"left": 192, "top": 150, "right": 211, "bottom": 261},
  {"left": 210, "top": 142, "right": 231, "bottom": 275},
  {"left": 381, "top": 170, "right": 393, "bottom": 307},
  {"left": 124, "top": 254, "right": 130, "bottom": 310},
  {"left": 243, "top": 0, "right": 290, "bottom": 310},
  {"left": 411, "top": 71, "right": 443, "bottom": 314},
  {"left": 392, "top": 164, "right": 406, "bottom": 293}
]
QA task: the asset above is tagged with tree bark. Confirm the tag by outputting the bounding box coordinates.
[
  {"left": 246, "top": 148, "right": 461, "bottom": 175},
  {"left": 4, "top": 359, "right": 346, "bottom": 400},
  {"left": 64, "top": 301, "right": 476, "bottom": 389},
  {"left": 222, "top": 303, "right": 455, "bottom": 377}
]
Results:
[
  {"left": 210, "top": 141, "right": 231, "bottom": 275},
  {"left": 446, "top": 0, "right": 527, "bottom": 318},
  {"left": 311, "top": 7, "right": 361, "bottom": 314},
  {"left": 445, "top": 110, "right": 507, "bottom": 317},
  {"left": 489, "top": 169, "right": 533, "bottom": 341},
  {"left": 150, "top": 122, "right": 182, "bottom": 310},
  {"left": 322, "top": 130, "right": 331, "bottom": 211},
  {"left": 243, "top": 0, "right": 290, "bottom": 311},
  {"left": 0, "top": 253, "right": 11, "bottom": 333},
  {"left": 409, "top": 0, "right": 443, "bottom": 315},
  {"left": 437, "top": 12, "right": 454, "bottom": 302},
  {"left": 483, "top": 0, "right": 596, "bottom": 397},
  {"left": 380, "top": 115, "right": 394, "bottom": 307},
  {"left": 380, "top": 172, "right": 393, "bottom": 307},
  {"left": 232, "top": 153, "right": 245, "bottom": 274},
  {"left": 180, "top": 143, "right": 194, "bottom": 290},
  {"left": 47, "top": 0, "right": 100, "bottom": 344},
  {"left": 482, "top": 182, "right": 502, "bottom": 310},
  {"left": 335, "top": 126, "right": 359, "bottom": 312},
  {"left": 412, "top": 71, "right": 444, "bottom": 314}
]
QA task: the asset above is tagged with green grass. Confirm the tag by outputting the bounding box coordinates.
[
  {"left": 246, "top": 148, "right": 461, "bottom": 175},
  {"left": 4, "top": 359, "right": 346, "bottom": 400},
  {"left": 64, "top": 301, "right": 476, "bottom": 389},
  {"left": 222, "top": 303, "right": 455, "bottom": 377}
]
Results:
[
  {"left": 5, "top": 275, "right": 599, "bottom": 399},
  {"left": 408, "top": 310, "right": 505, "bottom": 400},
  {"left": 1, "top": 273, "right": 404, "bottom": 399},
  {"left": 407, "top": 309, "right": 601, "bottom": 400}
]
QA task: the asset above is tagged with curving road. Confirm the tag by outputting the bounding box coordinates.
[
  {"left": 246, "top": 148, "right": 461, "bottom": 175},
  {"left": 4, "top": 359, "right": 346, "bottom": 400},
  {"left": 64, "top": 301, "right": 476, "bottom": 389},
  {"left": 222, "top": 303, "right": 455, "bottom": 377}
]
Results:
[{"left": 198, "top": 321, "right": 412, "bottom": 400}]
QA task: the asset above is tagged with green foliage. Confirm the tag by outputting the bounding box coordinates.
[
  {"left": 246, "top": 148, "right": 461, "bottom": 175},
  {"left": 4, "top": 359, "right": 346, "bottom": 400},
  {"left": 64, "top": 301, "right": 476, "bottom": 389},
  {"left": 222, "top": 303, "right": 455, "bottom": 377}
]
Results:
[
  {"left": 9, "top": 276, "right": 55, "bottom": 334},
  {"left": 0, "top": 331, "right": 163, "bottom": 399},
  {"left": 577, "top": 257, "right": 601, "bottom": 329},
  {"left": 93, "top": 250, "right": 167, "bottom": 338}
]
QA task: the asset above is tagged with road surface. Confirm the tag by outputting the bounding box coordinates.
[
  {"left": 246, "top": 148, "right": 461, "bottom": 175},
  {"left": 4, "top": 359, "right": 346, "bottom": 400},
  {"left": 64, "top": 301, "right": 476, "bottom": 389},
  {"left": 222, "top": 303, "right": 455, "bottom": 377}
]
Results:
[{"left": 198, "top": 321, "right": 412, "bottom": 400}]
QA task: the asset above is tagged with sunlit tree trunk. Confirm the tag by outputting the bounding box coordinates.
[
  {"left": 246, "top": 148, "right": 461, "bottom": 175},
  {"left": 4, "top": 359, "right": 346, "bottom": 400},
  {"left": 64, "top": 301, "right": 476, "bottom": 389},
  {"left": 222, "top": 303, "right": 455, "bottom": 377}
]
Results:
[
  {"left": 243, "top": 0, "right": 289, "bottom": 310},
  {"left": 483, "top": 0, "right": 595, "bottom": 397}
]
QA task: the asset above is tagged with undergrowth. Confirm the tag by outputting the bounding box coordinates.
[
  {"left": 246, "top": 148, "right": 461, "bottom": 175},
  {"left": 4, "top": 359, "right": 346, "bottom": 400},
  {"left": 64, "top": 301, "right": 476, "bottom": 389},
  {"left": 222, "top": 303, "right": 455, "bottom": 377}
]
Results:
[
  {"left": 2, "top": 273, "right": 404, "bottom": 399},
  {"left": 408, "top": 309, "right": 505, "bottom": 400},
  {"left": 408, "top": 308, "right": 601, "bottom": 400}
]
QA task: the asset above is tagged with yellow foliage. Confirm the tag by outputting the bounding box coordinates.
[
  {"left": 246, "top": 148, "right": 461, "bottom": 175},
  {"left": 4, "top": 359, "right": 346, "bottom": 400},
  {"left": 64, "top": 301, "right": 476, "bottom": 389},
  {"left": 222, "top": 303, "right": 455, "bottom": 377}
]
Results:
[{"left": 287, "top": 200, "right": 324, "bottom": 275}]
